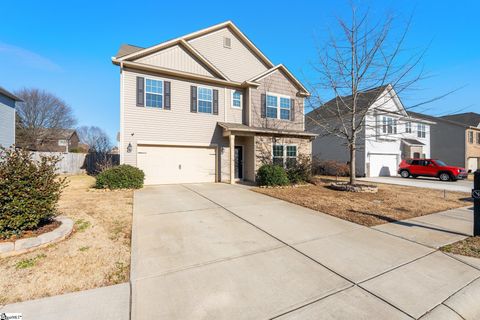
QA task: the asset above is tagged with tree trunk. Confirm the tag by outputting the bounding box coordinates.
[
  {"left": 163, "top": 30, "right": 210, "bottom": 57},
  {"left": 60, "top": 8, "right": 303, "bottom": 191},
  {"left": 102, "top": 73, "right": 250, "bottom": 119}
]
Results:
[{"left": 349, "top": 144, "right": 356, "bottom": 185}]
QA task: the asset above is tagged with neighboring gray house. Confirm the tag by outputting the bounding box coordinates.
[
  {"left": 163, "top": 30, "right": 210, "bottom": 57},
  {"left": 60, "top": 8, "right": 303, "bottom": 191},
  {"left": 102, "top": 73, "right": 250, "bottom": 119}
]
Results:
[
  {"left": 409, "top": 112, "right": 480, "bottom": 172},
  {"left": 0, "top": 87, "right": 22, "bottom": 147},
  {"left": 112, "top": 21, "right": 315, "bottom": 185},
  {"left": 307, "top": 85, "right": 434, "bottom": 177}
]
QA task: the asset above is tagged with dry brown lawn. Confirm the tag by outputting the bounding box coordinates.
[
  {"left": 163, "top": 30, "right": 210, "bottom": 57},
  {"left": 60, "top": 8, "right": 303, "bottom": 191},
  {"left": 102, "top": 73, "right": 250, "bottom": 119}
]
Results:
[
  {"left": 254, "top": 176, "right": 471, "bottom": 227},
  {"left": 0, "top": 175, "right": 133, "bottom": 305},
  {"left": 441, "top": 237, "right": 480, "bottom": 258}
]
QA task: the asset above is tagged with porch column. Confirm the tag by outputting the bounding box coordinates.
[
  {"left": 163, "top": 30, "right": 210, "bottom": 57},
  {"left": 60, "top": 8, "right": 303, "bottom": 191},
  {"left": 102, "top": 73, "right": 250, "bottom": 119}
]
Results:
[{"left": 229, "top": 134, "right": 235, "bottom": 184}]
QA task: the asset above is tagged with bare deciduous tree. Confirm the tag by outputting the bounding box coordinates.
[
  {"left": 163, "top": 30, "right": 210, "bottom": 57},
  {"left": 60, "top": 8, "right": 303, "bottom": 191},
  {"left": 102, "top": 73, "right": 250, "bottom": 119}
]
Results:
[
  {"left": 306, "top": 6, "right": 431, "bottom": 185},
  {"left": 76, "top": 125, "right": 112, "bottom": 153},
  {"left": 15, "top": 88, "right": 77, "bottom": 150}
]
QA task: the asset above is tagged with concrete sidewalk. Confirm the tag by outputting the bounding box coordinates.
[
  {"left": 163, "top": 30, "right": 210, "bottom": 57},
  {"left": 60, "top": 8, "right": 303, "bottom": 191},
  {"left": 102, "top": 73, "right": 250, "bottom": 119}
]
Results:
[
  {"left": 0, "top": 283, "right": 130, "bottom": 320},
  {"left": 130, "top": 183, "right": 480, "bottom": 319}
]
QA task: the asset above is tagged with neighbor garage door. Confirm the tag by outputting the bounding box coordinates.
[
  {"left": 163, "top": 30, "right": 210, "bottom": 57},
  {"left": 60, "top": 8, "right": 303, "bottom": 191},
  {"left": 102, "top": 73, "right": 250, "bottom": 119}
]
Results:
[
  {"left": 369, "top": 154, "right": 398, "bottom": 177},
  {"left": 137, "top": 145, "right": 216, "bottom": 185},
  {"left": 468, "top": 157, "right": 479, "bottom": 172}
]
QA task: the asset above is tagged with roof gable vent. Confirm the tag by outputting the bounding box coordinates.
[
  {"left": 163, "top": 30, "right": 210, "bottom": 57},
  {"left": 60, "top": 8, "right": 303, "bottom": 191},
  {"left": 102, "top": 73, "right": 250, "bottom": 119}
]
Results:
[{"left": 223, "top": 37, "right": 231, "bottom": 49}]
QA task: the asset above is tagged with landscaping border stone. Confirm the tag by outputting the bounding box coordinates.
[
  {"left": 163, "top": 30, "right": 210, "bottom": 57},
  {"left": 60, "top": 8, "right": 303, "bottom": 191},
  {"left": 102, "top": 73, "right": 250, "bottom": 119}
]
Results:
[
  {"left": 329, "top": 182, "right": 378, "bottom": 193},
  {"left": 0, "top": 216, "right": 74, "bottom": 258}
]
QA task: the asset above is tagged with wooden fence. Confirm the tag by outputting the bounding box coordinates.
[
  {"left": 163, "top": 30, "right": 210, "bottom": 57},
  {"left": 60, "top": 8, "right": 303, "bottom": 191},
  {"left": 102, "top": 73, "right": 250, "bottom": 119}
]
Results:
[{"left": 31, "top": 152, "right": 120, "bottom": 175}]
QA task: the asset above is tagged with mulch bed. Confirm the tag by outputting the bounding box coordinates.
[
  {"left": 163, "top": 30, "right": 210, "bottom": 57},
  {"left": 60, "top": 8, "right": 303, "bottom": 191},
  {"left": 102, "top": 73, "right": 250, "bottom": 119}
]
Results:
[{"left": 0, "top": 219, "right": 61, "bottom": 242}]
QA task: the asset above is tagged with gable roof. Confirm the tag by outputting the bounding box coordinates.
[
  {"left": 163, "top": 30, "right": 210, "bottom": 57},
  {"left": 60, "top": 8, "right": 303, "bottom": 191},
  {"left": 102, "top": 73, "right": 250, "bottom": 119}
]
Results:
[
  {"left": 116, "top": 44, "right": 144, "bottom": 58},
  {"left": 39, "top": 128, "right": 77, "bottom": 140},
  {"left": 0, "top": 86, "right": 22, "bottom": 102},
  {"left": 440, "top": 112, "right": 480, "bottom": 127},
  {"left": 113, "top": 21, "right": 274, "bottom": 69},
  {"left": 248, "top": 64, "right": 310, "bottom": 96},
  {"left": 307, "top": 85, "right": 391, "bottom": 120}
]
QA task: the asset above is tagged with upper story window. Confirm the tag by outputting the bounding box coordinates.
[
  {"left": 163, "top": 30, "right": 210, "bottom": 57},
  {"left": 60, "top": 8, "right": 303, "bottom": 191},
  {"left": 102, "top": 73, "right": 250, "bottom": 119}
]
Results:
[
  {"left": 266, "top": 95, "right": 278, "bottom": 118},
  {"left": 280, "top": 98, "right": 291, "bottom": 120},
  {"left": 266, "top": 93, "right": 291, "bottom": 120},
  {"left": 476, "top": 132, "right": 480, "bottom": 144},
  {"left": 382, "top": 116, "right": 397, "bottom": 134},
  {"left": 232, "top": 90, "right": 242, "bottom": 109},
  {"left": 58, "top": 139, "right": 67, "bottom": 146},
  {"left": 468, "top": 131, "right": 474, "bottom": 144},
  {"left": 145, "top": 79, "right": 163, "bottom": 108},
  {"left": 417, "top": 123, "right": 426, "bottom": 138},
  {"left": 198, "top": 87, "right": 213, "bottom": 113},
  {"left": 405, "top": 121, "right": 412, "bottom": 133}
]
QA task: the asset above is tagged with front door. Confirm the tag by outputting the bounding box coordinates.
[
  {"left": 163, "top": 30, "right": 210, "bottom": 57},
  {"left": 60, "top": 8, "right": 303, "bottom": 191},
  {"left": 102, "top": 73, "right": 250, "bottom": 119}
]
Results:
[{"left": 234, "top": 146, "right": 243, "bottom": 180}]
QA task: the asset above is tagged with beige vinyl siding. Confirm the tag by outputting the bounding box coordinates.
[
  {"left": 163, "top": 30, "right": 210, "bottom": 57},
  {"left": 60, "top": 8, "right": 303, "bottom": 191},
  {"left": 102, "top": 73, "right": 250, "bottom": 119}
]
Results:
[
  {"left": 225, "top": 88, "right": 244, "bottom": 123},
  {"left": 136, "top": 45, "right": 216, "bottom": 78},
  {"left": 0, "top": 103, "right": 15, "bottom": 147},
  {"left": 188, "top": 27, "right": 269, "bottom": 82},
  {"left": 250, "top": 70, "right": 305, "bottom": 131}
]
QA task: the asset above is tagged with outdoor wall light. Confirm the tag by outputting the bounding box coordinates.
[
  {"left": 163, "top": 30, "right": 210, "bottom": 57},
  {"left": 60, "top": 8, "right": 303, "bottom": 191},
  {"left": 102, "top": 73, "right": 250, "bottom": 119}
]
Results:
[{"left": 127, "top": 143, "right": 132, "bottom": 153}]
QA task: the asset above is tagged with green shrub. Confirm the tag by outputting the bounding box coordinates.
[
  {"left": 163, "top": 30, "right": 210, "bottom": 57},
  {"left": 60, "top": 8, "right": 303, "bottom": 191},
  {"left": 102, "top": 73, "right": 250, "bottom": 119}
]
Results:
[
  {"left": 256, "top": 164, "right": 290, "bottom": 186},
  {"left": 95, "top": 164, "right": 144, "bottom": 189},
  {"left": 0, "top": 147, "right": 67, "bottom": 239},
  {"left": 286, "top": 155, "right": 312, "bottom": 184}
]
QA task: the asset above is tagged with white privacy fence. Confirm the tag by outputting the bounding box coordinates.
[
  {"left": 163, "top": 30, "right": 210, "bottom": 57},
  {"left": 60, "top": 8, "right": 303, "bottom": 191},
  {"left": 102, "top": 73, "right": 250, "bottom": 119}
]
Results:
[{"left": 31, "top": 152, "right": 87, "bottom": 175}]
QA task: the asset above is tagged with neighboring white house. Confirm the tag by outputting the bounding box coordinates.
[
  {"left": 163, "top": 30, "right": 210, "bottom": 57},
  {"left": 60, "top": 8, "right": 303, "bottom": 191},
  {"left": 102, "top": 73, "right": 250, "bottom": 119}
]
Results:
[
  {"left": 0, "top": 87, "right": 22, "bottom": 147},
  {"left": 307, "top": 85, "right": 435, "bottom": 177}
]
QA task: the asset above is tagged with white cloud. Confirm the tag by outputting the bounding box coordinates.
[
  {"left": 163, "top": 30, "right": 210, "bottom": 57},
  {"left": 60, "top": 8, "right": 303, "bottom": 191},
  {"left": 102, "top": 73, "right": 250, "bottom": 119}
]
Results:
[{"left": 0, "top": 42, "right": 62, "bottom": 72}]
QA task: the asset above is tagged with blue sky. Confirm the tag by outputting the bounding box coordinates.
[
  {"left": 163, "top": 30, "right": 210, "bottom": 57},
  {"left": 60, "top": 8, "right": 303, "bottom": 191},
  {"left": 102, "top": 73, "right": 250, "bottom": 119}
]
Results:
[{"left": 1, "top": 0, "right": 479, "bottom": 141}]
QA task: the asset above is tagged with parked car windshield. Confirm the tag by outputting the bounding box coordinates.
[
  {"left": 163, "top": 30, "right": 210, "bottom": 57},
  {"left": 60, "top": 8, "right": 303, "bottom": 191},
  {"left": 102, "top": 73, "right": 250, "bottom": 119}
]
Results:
[{"left": 435, "top": 160, "right": 447, "bottom": 166}]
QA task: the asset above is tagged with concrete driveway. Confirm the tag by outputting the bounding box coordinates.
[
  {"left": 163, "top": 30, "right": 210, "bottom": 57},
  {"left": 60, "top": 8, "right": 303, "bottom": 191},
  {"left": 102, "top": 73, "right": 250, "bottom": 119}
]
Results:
[
  {"left": 131, "top": 183, "right": 480, "bottom": 319},
  {"left": 360, "top": 176, "right": 472, "bottom": 193}
]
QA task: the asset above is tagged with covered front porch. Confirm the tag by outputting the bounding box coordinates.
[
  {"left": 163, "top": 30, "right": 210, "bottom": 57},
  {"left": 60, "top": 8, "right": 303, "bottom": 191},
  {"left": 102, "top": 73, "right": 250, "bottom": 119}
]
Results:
[
  {"left": 218, "top": 122, "right": 317, "bottom": 184},
  {"left": 401, "top": 138, "right": 426, "bottom": 159}
]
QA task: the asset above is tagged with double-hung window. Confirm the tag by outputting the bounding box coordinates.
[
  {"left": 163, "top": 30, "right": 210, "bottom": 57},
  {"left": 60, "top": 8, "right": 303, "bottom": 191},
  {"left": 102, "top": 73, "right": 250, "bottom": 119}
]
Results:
[
  {"left": 273, "top": 145, "right": 284, "bottom": 166},
  {"left": 266, "top": 95, "right": 278, "bottom": 118},
  {"left": 382, "top": 116, "right": 397, "bottom": 134},
  {"left": 232, "top": 90, "right": 242, "bottom": 108},
  {"left": 405, "top": 121, "right": 412, "bottom": 134},
  {"left": 476, "top": 132, "right": 480, "bottom": 144},
  {"left": 266, "top": 93, "right": 291, "bottom": 120},
  {"left": 272, "top": 144, "right": 297, "bottom": 167},
  {"left": 468, "top": 131, "right": 474, "bottom": 144},
  {"left": 280, "top": 97, "right": 291, "bottom": 120},
  {"left": 417, "top": 124, "right": 426, "bottom": 138},
  {"left": 198, "top": 87, "right": 213, "bottom": 113},
  {"left": 145, "top": 79, "right": 163, "bottom": 108}
]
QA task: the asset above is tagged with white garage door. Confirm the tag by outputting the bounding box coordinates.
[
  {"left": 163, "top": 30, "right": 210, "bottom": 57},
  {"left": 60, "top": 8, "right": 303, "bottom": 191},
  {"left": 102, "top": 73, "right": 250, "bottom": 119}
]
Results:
[
  {"left": 137, "top": 145, "right": 216, "bottom": 185},
  {"left": 468, "top": 157, "right": 479, "bottom": 172},
  {"left": 369, "top": 154, "right": 398, "bottom": 177}
]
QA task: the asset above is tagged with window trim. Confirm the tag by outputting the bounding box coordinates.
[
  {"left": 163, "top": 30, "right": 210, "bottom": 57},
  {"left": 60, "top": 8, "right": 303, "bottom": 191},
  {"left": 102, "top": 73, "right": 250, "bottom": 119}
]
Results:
[
  {"left": 417, "top": 123, "right": 426, "bottom": 138},
  {"left": 476, "top": 132, "right": 480, "bottom": 145},
  {"left": 266, "top": 91, "right": 291, "bottom": 120},
  {"left": 272, "top": 143, "right": 298, "bottom": 167},
  {"left": 231, "top": 90, "right": 243, "bottom": 109},
  {"left": 382, "top": 116, "right": 397, "bottom": 134},
  {"left": 145, "top": 78, "right": 164, "bottom": 108},
  {"left": 405, "top": 121, "right": 412, "bottom": 134},
  {"left": 197, "top": 86, "right": 213, "bottom": 114}
]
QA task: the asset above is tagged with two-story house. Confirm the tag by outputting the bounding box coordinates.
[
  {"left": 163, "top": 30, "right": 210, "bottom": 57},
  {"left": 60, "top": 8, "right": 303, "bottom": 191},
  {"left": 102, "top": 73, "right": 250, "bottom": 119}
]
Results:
[
  {"left": 112, "top": 21, "right": 315, "bottom": 185},
  {"left": 307, "top": 85, "right": 434, "bottom": 177},
  {"left": 409, "top": 112, "right": 480, "bottom": 172},
  {"left": 0, "top": 86, "right": 22, "bottom": 147}
]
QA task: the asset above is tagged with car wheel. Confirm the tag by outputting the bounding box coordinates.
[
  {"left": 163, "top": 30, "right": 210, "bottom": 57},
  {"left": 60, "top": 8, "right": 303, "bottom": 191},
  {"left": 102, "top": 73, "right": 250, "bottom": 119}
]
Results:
[
  {"left": 400, "top": 170, "right": 410, "bottom": 178},
  {"left": 439, "top": 173, "right": 451, "bottom": 181}
]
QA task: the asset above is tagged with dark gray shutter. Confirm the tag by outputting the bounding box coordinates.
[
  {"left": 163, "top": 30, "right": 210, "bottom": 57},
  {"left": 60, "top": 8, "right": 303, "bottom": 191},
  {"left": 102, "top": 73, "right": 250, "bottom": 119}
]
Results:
[
  {"left": 290, "top": 99, "right": 295, "bottom": 121},
  {"left": 212, "top": 89, "right": 219, "bottom": 115},
  {"left": 136, "top": 77, "right": 144, "bottom": 107},
  {"left": 164, "top": 81, "right": 171, "bottom": 110},
  {"left": 261, "top": 93, "right": 266, "bottom": 118},
  {"left": 190, "top": 86, "right": 197, "bottom": 113}
]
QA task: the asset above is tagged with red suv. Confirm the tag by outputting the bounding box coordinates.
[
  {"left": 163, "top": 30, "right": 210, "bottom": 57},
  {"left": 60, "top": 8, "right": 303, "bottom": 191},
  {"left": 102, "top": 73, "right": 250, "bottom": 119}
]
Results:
[{"left": 398, "top": 159, "right": 468, "bottom": 181}]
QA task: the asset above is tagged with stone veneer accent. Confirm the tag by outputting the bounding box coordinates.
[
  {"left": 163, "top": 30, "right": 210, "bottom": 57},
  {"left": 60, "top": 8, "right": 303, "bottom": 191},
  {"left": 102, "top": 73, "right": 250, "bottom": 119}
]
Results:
[{"left": 254, "top": 135, "right": 312, "bottom": 171}]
